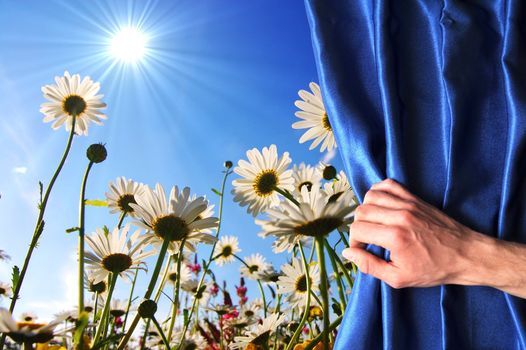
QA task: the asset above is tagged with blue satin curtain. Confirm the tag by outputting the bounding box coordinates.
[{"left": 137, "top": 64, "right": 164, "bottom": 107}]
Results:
[{"left": 305, "top": 0, "right": 526, "bottom": 349}]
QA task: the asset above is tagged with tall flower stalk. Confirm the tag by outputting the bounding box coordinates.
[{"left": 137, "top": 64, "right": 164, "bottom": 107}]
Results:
[
  {"left": 316, "top": 237, "right": 330, "bottom": 350},
  {"left": 8, "top": 117, "right": 76, "bottom": 317},
  {"left": 116, "top": 239, "right": 170, "bottom": 350},
  {"left": 77, "top": 160, "right": 93, "bottom": 350},
  {"left": 176, "top": 164, "right": 232, "bottom": 349}
]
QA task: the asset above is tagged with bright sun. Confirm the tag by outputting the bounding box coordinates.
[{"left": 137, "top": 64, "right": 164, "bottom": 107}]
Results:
[{"left": 110, "top": 27, "right": 147, "bottom": 63}]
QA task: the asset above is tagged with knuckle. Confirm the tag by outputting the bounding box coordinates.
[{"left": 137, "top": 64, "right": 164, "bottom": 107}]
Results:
[
  {"left": 398, "top": 209, "right": 415, "bottom": 225},
  {"left": 404, "top": 201, "right": 418, "bottom": 212},
  {"left": 354, "top": 205, "right": 367, "bottom": 219},
  {"left": 390, "top": 227, "right": 407, "bottom": 248},
  {"left": 363, "top": 190, "right": 378, "bottom": 203},
  {"left": 383, "top": 178, "right": 397, "bottom": 187}
]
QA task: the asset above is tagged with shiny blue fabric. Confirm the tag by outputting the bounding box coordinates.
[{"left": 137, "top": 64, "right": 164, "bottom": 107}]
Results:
[{"left": 305, "top": 0, "right": 526, "bottom": 349}]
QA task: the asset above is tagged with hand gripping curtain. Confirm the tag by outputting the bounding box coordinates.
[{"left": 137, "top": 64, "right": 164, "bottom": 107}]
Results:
[{"left": 305, "top": 0, "right": 526, "bottom": 349}]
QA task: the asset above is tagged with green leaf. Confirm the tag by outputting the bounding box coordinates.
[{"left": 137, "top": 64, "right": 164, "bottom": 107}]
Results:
[
  {"left": 66, "top": 227, "right": 80, "bottom": 234},
  {"left": 103, "top": 225, "right": 110, "bottom": 237},
  {"left": 84, "top": 199, "right": 108, "bottom": 207},
  {"left": 11, "top": 265, "right": 20, "bottom": 291},
  {"left": 73, "top": 311, "right": 89, "bottom": 346},
  {"left": 211, "top": 188, "right": 222, "bottom": 196}
]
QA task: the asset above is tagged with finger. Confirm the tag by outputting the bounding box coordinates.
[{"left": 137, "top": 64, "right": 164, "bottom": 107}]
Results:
[
  {"left": 342, "top": 247, "right": 397, "bottom": 282},
  {"left": 363, "top": 189, "right": 416, "bottom": 209},
  {"left": 354, "top": 204, "right": 409, "bottom": 226},
  {"left": 370, "top": 178, "right": 416, "bottom": 202},
  {"left": 349, "top": 221, "right": 398, "bottom": 250}
]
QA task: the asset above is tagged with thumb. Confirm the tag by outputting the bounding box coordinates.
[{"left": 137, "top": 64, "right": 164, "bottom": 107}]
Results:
[{"left": 342, "top": 247, "right": 393, "bottom": 281}]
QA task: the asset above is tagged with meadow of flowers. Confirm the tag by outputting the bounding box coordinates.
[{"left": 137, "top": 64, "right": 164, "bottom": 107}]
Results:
[{"left": 0, "top": 73, "right": 357, "bottom": 350}]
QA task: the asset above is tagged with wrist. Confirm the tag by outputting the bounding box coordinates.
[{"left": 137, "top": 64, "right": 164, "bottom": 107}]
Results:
[
  {"left": 453, "top": 230, "right": 526, "bottom": 293},
  {"left": 450, "top": 230, "right": 500, "bottom": 287}
]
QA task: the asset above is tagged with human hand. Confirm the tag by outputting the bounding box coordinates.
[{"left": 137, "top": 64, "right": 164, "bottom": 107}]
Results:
[{"left": 342, "top": 179, "right": 491, "bottom": 289}]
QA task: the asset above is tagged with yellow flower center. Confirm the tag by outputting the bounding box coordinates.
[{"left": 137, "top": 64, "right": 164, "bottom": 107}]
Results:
[
  {"left": 152, "top": 215, "right": 189, "bottom": 241},
  {"left": 253, "top": 170, "right": 278, "bottom": 197},
  {"left": 298, "top": 181, "right": 313, "bottom": 192},
  {"left": 294, "top": 217, "right": 344, "bottom": 237},
  {"left": 322, "top": 113, "right": 332, "bottom": 131},
  {"left": 101, "top": 253, "right": 132, "bottom": 273},
  {"left": 117, "top": 194, "right": 136, "bottom": 213},
  {"left": 295, "top": 274, "right": 310, "bottom": 293},
  {"left": 221, "top": 245, "right": 233, "bottom": 258},
  {"left": 62, "top": 94, "right": 87, "bottom": 116}
]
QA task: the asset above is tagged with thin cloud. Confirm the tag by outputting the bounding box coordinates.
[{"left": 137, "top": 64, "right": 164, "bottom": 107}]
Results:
[{"left": 12, "top": 166, "right": 28, "bottom": 174}]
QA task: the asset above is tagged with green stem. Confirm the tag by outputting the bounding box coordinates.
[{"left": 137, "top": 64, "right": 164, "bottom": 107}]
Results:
[
  {"left": 303, "top": 315, "right": 343, "bottom": 350},
  {"left": 176, "top": 168, "right": 231, "bottom": 349},
  {"left": 324, "top": 240, "right": 347, "bottom": 310},
  {"left": 117, "top": 239, "right": 171, "bottom": 350},
  {"left": 139, "top": 255, "right": 173, "bottom": 350},
  {"left": 316, "top": 237, "right": 330, "bottom": 350},
  {"left": 77, "top": 161, "right": 93, "bottom": 350},
  {"left": 285, "top": 243, "right": 311, "bottom": 350},
  {"left": 274, "top": 187, "right": 300, "bottom": 206},
  {"left": 93, "top": 273, "right": 118, "bottom": 345},
  {"left": 8, "top": 117, "right": 76, "bottom": 314},
  {"left": 151, "top": 316, "right": 171, "bottom": 350},
  {"left": 93, "top": 292, "right": 99, "bottom": 325},
  {"left": 324, "top": 239, "right": 353, "bottom": 288},
  {"left": 122, "top": 268, "right": 138, "bottom": 331},
  {"left": 272, "top": 294, "right": 282, "bottom": 350},
  {"left": 167, "top": 240, "right": 186, "bottom": 344},
  {"left": 337, "top": 228, "right": 350, "bottom": 248},
  {"left": 117, "top": 212, "right": 126, "bottom": 230},
  {"left": 233, "top": 254, "right": 267, "bottom": 318}
]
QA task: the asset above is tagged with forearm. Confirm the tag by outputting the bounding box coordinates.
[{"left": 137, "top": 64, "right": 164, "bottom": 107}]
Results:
[{"left": 456, "top": 230, "right": 526, "bottom": 299}]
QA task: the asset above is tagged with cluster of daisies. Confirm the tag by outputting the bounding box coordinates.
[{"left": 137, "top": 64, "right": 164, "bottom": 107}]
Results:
[{"left": 1, "top": 72, "right": 355, "bottom": 350}]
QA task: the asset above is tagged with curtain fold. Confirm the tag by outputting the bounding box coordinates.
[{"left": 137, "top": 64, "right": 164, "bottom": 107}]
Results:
[{"left": 305, "top": 0, "right": 526, "bottom": 348}]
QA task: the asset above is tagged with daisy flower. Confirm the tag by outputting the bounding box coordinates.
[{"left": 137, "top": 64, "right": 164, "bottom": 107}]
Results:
[
  {"left": 292, "top": 162, "right": 322, "bottom": 195},
  {"left": 173, "top": 330, "right": 207, "bottom": 350},
  {"left": 0, "top": 282, "right": 12, "bottom": 299},
  {"left": 84, "top": 224, "right": 154, "bottom": 284},
  {"left": 106, "top": 177, "right": 145, "bottom": 218},
  {"left": 130, "top": 184, "right": 218, "bottom": 251},
  {"left": 232, "top": 145, "right": 294, "bottom": 216},
  {"left": 40, "top": 71, "right": 106, "bottom": 135},
  {"left": 292, "top": 82, "right": 336, "bottom": 152},
  {"left": 85, "top": 271, "right": 107, "bottom": 295},
  {"left": 258, "top": 186, "right": 355, "bottom": 240},
  {"left": 181, "top": 280, "right": 210, "bottom": 308},
  {"left": 239, "top": 253, "right": 271, "bottom": 281},
  {"left": 19, "top": 312, "right": 37, "bottom": 323},
  {"left": 278, "top": 258, "right": 320, "bottom": 309},
  {"left": 323, "top": 170, "right": 356, "bottom": 204},
  {"left": 0, "top": 308, "right": 66, "bottom": 344},
  {"left": 214, "top": 235, "right": 241, "bottom": 266},
  {"left": 110, "top": 298, "right": 129, "bottom": 318},
  {"left": 166, "top": 264, "right": 192, "bottom": 286},
  {"left": 230, "top": 313, "right": 287, "bottom": 349},
  {"left": 239, "top": 302, "right": 260, "bottom": 321}
]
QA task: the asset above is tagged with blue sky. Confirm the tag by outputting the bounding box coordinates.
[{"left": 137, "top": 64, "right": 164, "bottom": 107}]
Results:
[{"left": 0, "top": 0, "right": 343, "bottom": 320}]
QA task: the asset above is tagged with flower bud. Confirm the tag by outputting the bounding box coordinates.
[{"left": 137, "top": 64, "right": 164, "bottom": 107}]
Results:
[
  {"left": 224, "top": 160, "right": 233, "bottom": 169},
  {"left": 138, "top": 299, "right": 157, "bottom": 319},
  {"left": 86, "top": 143, "right": 107, "bottom": 163},
  {"left": 322, "top": 165, "right": 337, "bottom": 180}
]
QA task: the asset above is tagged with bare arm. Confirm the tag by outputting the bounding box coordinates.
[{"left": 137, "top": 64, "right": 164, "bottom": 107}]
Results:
[{"left": 342, "top": 179, "right": 526, "bottom": 299}]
